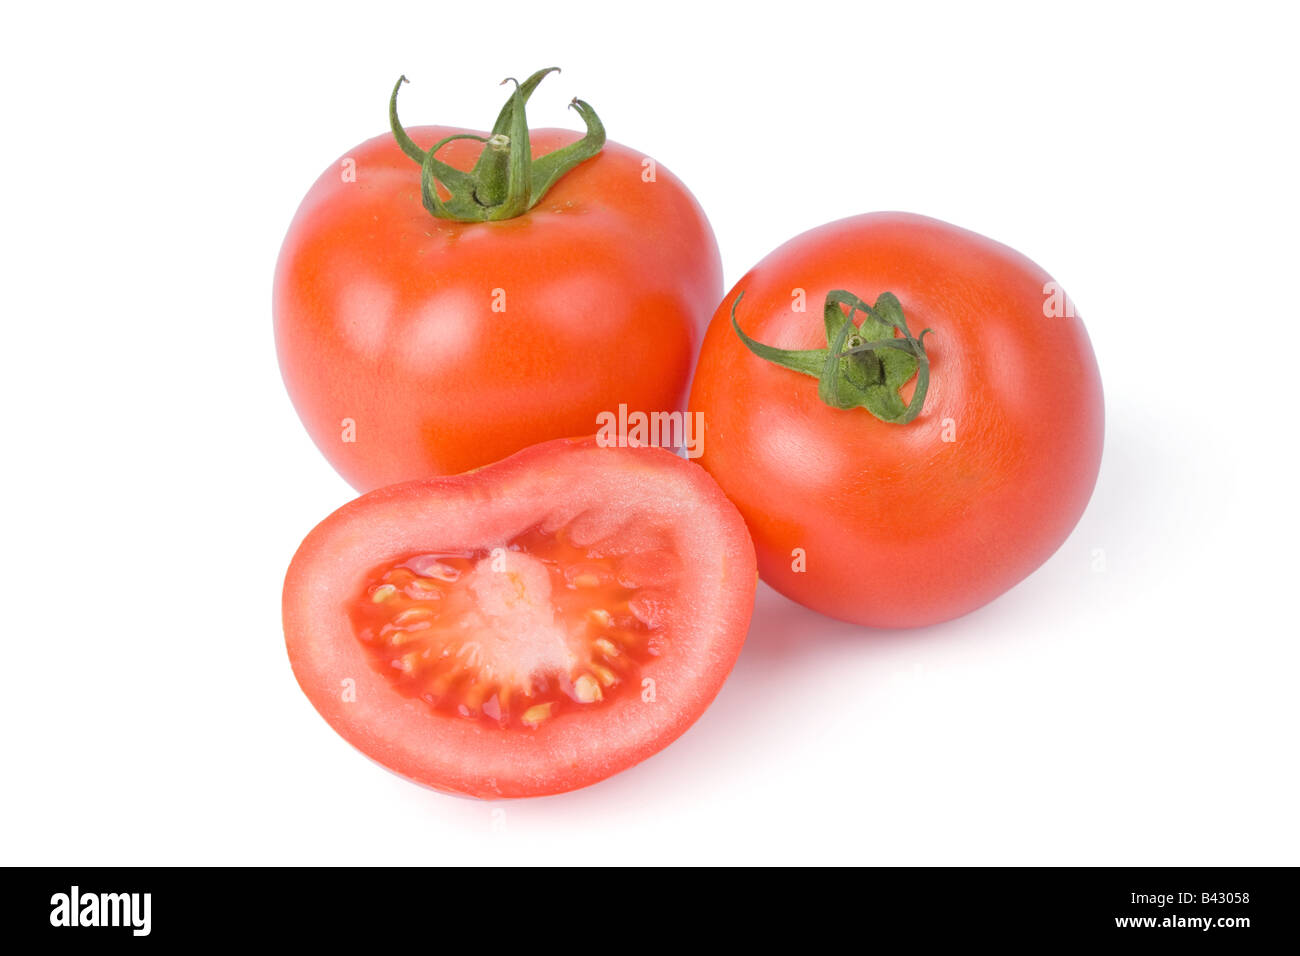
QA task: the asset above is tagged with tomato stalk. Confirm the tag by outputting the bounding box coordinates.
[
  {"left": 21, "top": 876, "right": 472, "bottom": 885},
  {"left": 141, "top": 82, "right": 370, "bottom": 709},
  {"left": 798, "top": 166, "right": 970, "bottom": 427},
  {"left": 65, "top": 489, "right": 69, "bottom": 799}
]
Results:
[
  {"left": 389, "top": 67, "right": 606, "bottom": 222},
  {"left": 730, "top": 290, "right": 933, "bottom": 424}
]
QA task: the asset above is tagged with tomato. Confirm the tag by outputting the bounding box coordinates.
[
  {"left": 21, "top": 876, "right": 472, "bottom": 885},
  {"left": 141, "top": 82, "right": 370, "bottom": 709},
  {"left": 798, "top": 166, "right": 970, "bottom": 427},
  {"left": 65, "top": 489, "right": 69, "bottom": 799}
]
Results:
[
  {"left": 274, "top": 70, "right": 721, "bottom": 491},
  {"left": 688, "top": 212, "right": 1104, "bottom": 628},
  {"left": 282, "top": 438, "right": 756, "bottom": 798}
]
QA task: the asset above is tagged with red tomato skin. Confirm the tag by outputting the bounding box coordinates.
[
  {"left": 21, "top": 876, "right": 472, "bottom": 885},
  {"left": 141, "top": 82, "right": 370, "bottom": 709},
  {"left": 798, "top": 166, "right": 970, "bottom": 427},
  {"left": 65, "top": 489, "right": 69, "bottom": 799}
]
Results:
[
  {"left": 688, "top": 212, "right": 1104, "bottom": 629},
  {"left": 274, "top": 127, "right": 721, "bottom": 491},
  {"left": 282, "top": 438, "right": 756, "bottom": 799}
]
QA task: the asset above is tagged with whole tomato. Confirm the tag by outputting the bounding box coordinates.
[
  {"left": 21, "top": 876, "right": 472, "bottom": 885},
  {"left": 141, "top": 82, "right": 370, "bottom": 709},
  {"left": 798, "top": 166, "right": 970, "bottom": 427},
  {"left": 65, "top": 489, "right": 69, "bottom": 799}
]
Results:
[
  {"left": 688, "top": 212, "right": 1104, "bottom": 628},
  {"left": 274, "top": 69, "right": 721, "bottom": 490}
]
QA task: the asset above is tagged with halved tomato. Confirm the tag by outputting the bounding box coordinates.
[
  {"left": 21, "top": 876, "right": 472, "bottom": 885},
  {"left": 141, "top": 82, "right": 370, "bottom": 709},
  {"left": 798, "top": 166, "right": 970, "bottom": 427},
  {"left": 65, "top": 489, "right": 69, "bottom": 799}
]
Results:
[{"left": 282, "top": 438, "right": 757, "bottom": 798}]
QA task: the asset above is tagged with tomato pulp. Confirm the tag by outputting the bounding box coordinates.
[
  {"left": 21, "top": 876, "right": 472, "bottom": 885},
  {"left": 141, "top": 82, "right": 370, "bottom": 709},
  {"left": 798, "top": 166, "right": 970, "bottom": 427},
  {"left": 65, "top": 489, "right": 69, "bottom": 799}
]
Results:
[
  {"left": 688, "top": 212, "right": 1104, "bottom": 628},
  {"left": 282, "top": 438, "right": 757, "bottom": 798}
]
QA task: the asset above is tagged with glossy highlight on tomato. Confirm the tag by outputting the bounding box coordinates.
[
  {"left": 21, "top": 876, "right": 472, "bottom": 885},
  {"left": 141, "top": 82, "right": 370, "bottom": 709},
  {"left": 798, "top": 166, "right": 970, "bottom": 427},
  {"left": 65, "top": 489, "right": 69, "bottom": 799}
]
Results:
[
  {"left": 688, "top": 212, "right": 1104, "bottom": 629},
  {"left": 283, "top": 438, "right": 756, "bottom": 798}
]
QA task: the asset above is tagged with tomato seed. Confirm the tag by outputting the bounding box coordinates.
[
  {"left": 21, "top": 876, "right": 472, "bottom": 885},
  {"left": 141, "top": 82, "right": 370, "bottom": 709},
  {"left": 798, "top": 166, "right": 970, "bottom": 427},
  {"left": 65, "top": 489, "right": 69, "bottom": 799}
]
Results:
[
  {"left": 573, "top": 674, "right": 603, "bottom": 703},
  {"left": 522, "top": 703, "right": 553, "bottom": 726}
]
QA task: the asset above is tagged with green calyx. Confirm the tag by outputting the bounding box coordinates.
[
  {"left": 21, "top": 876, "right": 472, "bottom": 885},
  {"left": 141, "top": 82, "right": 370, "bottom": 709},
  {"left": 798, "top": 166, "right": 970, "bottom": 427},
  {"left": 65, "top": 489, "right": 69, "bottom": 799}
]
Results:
[
  {"left": 731, "top": 289, "right": 933, "bottom": 424},
  {"left": 389, "top": 67, "right": 606, "bottom": 222}
]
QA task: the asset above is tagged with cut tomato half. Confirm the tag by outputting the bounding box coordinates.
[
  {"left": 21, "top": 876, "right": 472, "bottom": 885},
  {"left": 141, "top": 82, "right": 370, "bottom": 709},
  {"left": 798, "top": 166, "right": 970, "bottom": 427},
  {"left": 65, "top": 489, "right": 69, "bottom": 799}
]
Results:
[{"left": 282, "top": 438, "right": 757, "bottom": 798}]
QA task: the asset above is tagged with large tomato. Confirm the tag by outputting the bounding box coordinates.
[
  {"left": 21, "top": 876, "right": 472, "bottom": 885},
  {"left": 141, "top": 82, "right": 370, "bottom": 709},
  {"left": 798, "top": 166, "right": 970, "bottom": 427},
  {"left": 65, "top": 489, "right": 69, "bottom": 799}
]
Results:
[
  {"left": 274, "top": 70, "right": 720, "bottom": 491},
  {"left": 282, "top": 438, "right": 756, "bottom": 798},
  {"left": 688, "top": 212, "right": 1104, "bottom": 628}
]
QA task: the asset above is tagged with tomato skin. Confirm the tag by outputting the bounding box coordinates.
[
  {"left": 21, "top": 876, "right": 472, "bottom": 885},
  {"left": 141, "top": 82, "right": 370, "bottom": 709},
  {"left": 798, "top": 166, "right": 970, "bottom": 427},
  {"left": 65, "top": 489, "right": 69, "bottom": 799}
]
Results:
[
  {"left": 282, "top": 438, "right": 756, "bottom": 799},
  {"left": 688, "top": 212, "right": 1104, "bottom": 628},
  {"left": 274, "top": 126, "right": 721, "bottom": 491}
]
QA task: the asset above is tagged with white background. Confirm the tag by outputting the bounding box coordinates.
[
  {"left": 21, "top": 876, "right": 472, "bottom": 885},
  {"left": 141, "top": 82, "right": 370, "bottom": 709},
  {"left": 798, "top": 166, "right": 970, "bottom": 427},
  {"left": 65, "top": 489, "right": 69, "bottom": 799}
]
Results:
[{"left": 2, "top": 1, "right": 1296, "bottom": 865}]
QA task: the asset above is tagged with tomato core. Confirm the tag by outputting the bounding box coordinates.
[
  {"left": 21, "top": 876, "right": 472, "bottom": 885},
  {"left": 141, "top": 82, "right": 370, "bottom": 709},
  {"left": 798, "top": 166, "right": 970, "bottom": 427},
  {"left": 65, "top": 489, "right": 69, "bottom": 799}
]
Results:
[{"left": 348, "top": 525, "right": 670, "bottom": 730}]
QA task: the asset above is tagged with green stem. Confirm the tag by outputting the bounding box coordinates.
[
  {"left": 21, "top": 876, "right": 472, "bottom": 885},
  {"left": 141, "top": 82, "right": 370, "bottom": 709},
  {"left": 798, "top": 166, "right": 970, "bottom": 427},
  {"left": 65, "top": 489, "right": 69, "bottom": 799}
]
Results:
[
  {"left": 390, "top": 67, "right": 605, "bottom": 222},
  {"left": 730, "top": 290, "right": 934, "bottom": 424},
  {"left": 473, "top": 134, "right": 514, "bottom": 208}
]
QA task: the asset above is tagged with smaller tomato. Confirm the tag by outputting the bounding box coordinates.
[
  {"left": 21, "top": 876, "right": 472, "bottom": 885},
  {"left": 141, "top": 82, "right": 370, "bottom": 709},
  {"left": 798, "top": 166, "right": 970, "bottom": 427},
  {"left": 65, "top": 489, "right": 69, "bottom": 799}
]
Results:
[{"left": 282, "top": 438, "right": 757, "bottom": 798}]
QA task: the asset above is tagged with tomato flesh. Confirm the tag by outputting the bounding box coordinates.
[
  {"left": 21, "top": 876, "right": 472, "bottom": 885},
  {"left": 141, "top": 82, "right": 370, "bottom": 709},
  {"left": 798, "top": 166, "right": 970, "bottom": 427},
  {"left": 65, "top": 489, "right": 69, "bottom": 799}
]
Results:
[{"left": 348, "top": 525, "right": 670, "bottom": 731}]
